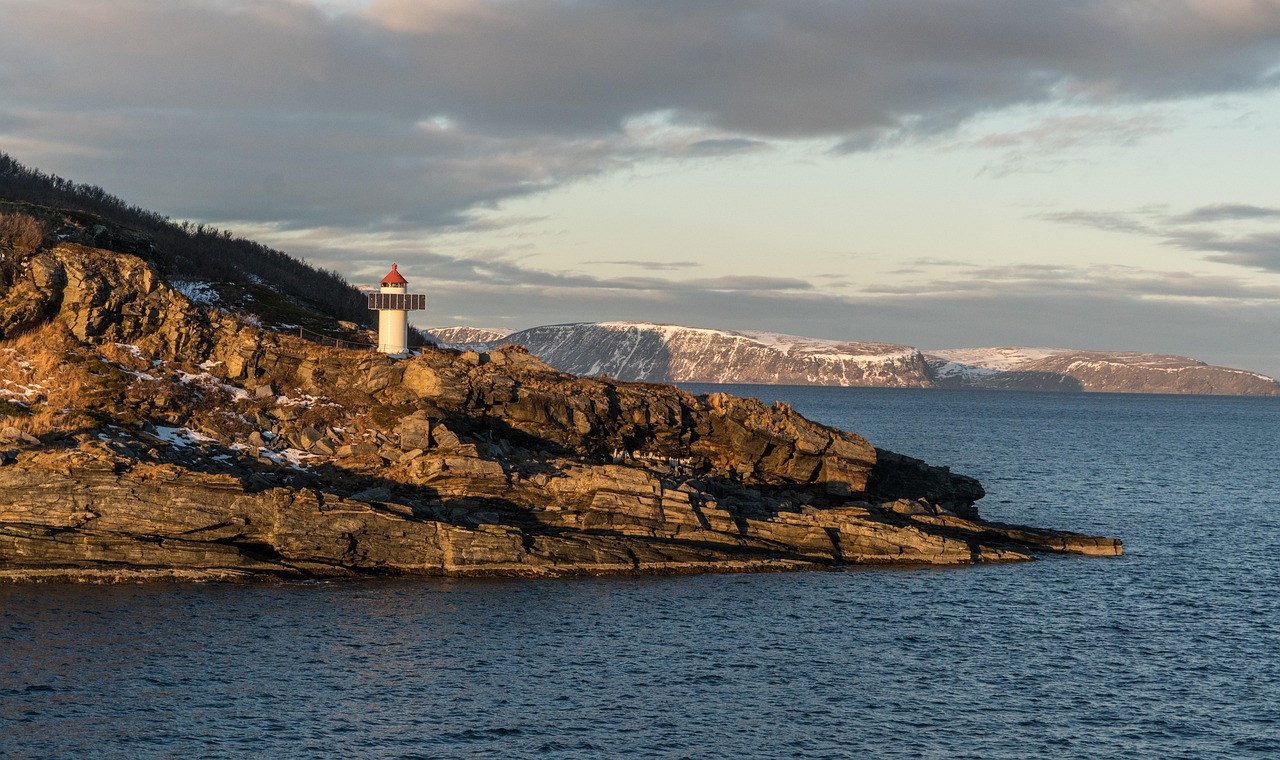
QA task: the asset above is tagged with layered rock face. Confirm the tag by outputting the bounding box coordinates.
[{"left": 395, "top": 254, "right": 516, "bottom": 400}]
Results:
[
  {"left": 0, "top": 229, "right": 1121, "bottom": 581},
  {"left": 492, "top": 322, "right": 934, "bottom": 387}
]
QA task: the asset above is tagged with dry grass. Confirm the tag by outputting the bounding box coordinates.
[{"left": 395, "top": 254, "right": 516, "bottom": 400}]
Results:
[
  {"left": 0, "top": 211, "right": 47, "bottom": 257},
  {"left": 1, "top": 322, "right": 130, "bottom": 435}
]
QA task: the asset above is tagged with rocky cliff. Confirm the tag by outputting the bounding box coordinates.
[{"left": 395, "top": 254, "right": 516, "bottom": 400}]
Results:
[
  {"left": 0, "top": 216, "right": 1120, "bottom": 582},
  {"left": 486, "top": 322, "right": 934, "bottom": 386}
]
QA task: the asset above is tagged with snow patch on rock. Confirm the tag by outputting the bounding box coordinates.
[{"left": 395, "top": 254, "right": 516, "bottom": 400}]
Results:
[{"left": 171, "top": 280, "right": 220, "bottom": 307}]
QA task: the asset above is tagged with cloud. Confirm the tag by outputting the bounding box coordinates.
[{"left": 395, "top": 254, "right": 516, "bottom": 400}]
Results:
[
  {"left": 582, "top": 260, "right": 703, "bottom": 271},
  {"left": 685, "top": 138, "right": 769, "bottom": 156},
  {"left": 1038, "top": 210, "right": 1159, "bottom": 236},
  {"left": 1170, "top": 204, "right": 1280, "bottom": 224},
  {"left": 1045, "top": 203, "right": 1280, "bottom": 272},
  {"left": 4, "top": 0, "right": 1280, "bottom": 234},
  {"left": 683, "top": 275, "right": 812, "bottom": 291},
  {"left": 967, "top": 111, "right": 1169, "bottom": 176},
  {"left": 1175, "top": 230, "right": 1280, "bottom": 271}
]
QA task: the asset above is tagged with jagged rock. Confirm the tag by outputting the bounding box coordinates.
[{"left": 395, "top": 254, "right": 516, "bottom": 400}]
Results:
[
  {"left": 0, "top": 428, "right": 40, "bottom": 446},
  {"left": 397, "top": 413, "right": 434, "bottom": 451},
  {"left": 431, "top": 423, "right": 461, "bottom": 449},
  {"left": 270, "top": 406, "right": 301, "bottom": 422},
  {"left": 338, "top": 443, "right": 379, "bottom": 458},
  {"left": 254, "top": 383, "right": 275, "bottom": 400},
  {"left": 298, "top": 427, "right": 325, "bottom": 450}
]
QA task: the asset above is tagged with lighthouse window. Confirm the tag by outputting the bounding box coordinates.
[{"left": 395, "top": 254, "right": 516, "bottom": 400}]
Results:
[{"left": 367, "top": 293, "right": 426, "bottom": 310}]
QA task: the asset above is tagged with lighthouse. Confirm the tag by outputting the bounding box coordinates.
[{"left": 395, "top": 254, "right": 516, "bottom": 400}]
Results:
[{"left": 367, "top": 263, "right": 426, "bottom": 357}]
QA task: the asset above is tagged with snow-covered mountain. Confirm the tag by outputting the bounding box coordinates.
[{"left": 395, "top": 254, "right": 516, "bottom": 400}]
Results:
[
  {"left": 491, "top": 322, "right": 934, "bottom": 386},
  {"left": 926, "top": 348, "right": 1280, "bottom": 395},
  {"left": 427, "top": 322, "right": 1280, "bottom": 395},
  {"left": 425, "top": 326, "right": 514, "bottom": 348}
]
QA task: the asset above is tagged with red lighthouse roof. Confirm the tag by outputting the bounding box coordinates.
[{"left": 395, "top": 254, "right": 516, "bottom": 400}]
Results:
[{"left": 380, "top": 263, "right": 408, "bottom": 285}]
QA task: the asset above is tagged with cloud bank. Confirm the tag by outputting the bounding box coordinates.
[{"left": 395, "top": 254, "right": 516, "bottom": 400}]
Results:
[
  {"left": 3, "top": 0, "right": 1280, "bottom": 231},
  {"left": 3, "top": 0, "right": 1280, "bottom": 374}
]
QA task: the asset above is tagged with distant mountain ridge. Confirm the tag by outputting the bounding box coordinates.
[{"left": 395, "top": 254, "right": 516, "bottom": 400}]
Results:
[
  {"left": 445, "top": 322, "right": 935, "bottom": 387},
  {"left": 925, "top": 347, "right": 1280, "bottom": 395},
  {"left": 426, "top": 326, "right": 514, "bottom": 348},
  {"left": 429, "top": 321, "right": 1280, "bottom": 396}
]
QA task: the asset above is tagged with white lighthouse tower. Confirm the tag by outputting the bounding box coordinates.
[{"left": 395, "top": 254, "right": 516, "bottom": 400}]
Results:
[{"left": 368, "top": 263, "right": 425, "bottom": 357}]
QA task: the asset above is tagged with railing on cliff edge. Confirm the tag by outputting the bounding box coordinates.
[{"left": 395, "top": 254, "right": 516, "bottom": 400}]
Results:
[{"left": 292, "top": 325, "right": 432, "bottom": 352}]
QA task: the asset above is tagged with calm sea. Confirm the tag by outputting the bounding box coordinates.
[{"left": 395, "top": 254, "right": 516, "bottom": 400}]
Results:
[{"left": 3, "top": 388, "right": 1279, "bottom": 759}]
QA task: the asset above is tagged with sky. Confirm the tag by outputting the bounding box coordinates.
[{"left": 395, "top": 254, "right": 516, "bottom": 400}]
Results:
[{"left": 3, "top": 0, "right": 1280, "bottom": 376}]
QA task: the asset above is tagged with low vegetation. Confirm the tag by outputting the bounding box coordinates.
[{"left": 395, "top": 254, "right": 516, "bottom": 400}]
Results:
[{"left": 0, "top": 151, "right": 369, "bottom": 325}]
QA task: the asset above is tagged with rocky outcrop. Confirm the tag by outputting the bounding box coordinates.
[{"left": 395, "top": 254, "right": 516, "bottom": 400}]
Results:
[
  {"left": 0, "top": 437, "right": 1118, "bottom": 582},
  {"left": 0, "top": 232, "right": 1122, "bottom": 582}
]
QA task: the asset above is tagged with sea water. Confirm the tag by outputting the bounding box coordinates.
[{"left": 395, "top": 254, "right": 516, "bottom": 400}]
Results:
[{"left": 2, "top": 388, "right": 1279, "bottom": 758}]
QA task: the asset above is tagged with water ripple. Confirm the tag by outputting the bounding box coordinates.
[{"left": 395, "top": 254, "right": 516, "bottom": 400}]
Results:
[{"left": 3, "top": 390, "right": 1280, "bottom": 758}]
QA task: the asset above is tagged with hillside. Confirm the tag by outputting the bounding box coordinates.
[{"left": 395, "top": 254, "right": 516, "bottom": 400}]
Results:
[
  {"left": 426, "top": 326, "right": 515, "bottom": 347},
  {"left": 483, "top": 322, "right": 934, "bottom": 386},
  {"left": 428, "top": 321, "right": 1279, "bottom": 396},
  {"left": 0, "top": 151, "right": 369, "bottom": 330},
  {"left": 926, "top": 348, "right": 1280, "bottom": 395},
  {"left": 0, "top": 209, "right": 1120, "bottom": 581}
]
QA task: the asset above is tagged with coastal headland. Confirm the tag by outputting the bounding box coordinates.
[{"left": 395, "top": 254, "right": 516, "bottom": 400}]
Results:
[{"left": 0, "top": 204, "right": 1121, "bottom": 582}]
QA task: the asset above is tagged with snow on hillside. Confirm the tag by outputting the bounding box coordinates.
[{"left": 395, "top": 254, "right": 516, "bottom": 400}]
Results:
[
  {"left": 927, "top": 347, "right": 1070, "bottom": 372},
  {"left": 503, "top": 322, "right": 932, "bottom": 386},
  {"left": 597, "top": 322, "right": 918, "bottom": 362},
  {"left": 421, "top": 324, "right": 1277, "bottom": 395},
  {"left": 926, "top": 347, "right": 1279, "bottom": 394},
  {"left": 426, "top": 326, "right": 514, "bottom": 347}
]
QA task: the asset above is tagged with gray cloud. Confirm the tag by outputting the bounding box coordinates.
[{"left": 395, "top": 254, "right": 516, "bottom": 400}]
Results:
[
  {"left": 968, "top": 111, "right": 1169, "bottom": 176},
  {"left": 1178, "top": 231, "right": 1280, "bottom": 271},
  {"left": 581, "top": 259, "right": 703, "bottom": 271},
  {"left": 868, "top": 261, "right": 1280, "bottom": 303},
  {"left": 3, "top": 0, "right": 1280, "bottom": 232},
  {"left": 683, "top": 275, "right": 812, "bottom": 291},
  {"left": 1171, "top": 204, "right": 1280, "bottom": 224},
  {"left": 298, "top": 241, "right": 816, "bottom": 297},
  {"left": 685, "top": 138, "right": 769, "bottom": 156},
  {"left": 1045, "top": 204, "right": 1280, "bottom": 272}
]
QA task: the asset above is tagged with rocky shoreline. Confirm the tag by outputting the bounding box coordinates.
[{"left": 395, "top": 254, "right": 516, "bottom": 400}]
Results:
[{"left": 0, "top": 215, "right": 1122, "bottom": 582}]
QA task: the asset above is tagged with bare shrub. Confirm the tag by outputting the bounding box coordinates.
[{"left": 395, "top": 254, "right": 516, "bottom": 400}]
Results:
[{"left": 0, "top": 212, "right": 47, "bottom": 256}]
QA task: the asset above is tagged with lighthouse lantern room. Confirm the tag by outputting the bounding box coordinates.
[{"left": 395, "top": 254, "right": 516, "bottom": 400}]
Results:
[{"left": 367, "top": 263, "right": 426, "bottom": 357}]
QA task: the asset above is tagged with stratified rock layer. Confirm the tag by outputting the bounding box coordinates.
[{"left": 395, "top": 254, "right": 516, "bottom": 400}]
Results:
[{"left": 0, "top": 224, "right": 1121, "bottom": 581}]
